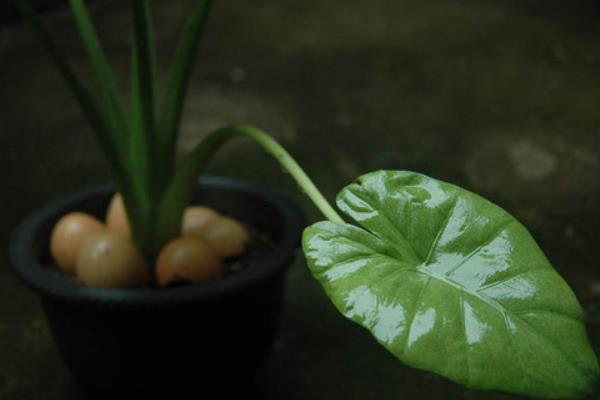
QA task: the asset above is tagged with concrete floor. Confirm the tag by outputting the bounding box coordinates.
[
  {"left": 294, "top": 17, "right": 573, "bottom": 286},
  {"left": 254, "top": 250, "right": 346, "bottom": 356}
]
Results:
[{"left": 1, "top": 0, "right": 599, "bottom": 398}]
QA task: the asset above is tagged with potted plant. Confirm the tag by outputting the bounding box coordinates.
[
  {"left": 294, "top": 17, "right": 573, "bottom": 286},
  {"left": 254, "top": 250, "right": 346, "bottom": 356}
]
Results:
[{"left": 9, "top": 1, "right": 599, "bottom": 399}]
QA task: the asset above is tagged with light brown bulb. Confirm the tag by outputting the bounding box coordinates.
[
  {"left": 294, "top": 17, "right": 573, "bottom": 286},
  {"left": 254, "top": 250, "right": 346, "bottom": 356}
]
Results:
[
  {"left": 76, "top": 232, "right": 148, "bottom": 288},
  {"left": 106, "top": 193, "right": 132, "bottom": 240},
  {"left": 181, "top": 206, "right": 220, "bottom": 238},
  {"left": 50, "top": 212, "right": 106, "bottom": 274},
  {"left": 155, "top": 237, "right": 222, "bottom": 287},
  {"left": 203, "top": 216, "right": 249, "bottom": 258}
]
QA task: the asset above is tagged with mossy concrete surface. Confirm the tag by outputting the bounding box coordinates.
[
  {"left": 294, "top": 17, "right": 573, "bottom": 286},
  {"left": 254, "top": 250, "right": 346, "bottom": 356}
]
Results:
[{"left": 1, "top": 0, "right": 599, "bottom": 398}]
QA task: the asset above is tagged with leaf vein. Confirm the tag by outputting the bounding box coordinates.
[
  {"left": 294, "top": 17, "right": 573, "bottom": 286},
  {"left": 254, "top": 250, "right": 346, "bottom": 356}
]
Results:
[
  {"left": 348, "top": 187, "right": 421, "bottom": 263},
  {"left": 513, "top": 308, "right": 578, "bottom": 321},
  {"left": 477, "top": 266, "right": 548, "bottom": 292},
  {"left": 345, "top": 265, "right": 414, "bottom": 317},
  {"left": 443, "top": 219, "right": 515, "bottom": 278},
  {"left": 417, "top": 268, "right": 586, "bottom": 377},
  {"left": 404, "top": 275, "right": 432, "bottom": 352},
  {"left": 424, "top": 197, "right": 458, "bottom": 265}
]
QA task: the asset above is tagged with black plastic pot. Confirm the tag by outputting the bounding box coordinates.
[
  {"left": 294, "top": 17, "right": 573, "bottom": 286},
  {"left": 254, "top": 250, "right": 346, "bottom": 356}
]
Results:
[{"left": 10, "top": 177, "right": 305, "bottom": 399}]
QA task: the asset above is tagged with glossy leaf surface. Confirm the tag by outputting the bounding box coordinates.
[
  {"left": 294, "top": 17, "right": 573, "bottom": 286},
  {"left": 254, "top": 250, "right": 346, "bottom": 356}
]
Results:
[{"left": 303, "top": 170, "right": 598, "bottom": 399}]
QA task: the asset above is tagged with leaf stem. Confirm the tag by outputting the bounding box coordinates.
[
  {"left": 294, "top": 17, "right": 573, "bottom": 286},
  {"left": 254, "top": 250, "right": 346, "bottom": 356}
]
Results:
[{"left": 226, "top": 126, "right": 344, "bottom": 224}]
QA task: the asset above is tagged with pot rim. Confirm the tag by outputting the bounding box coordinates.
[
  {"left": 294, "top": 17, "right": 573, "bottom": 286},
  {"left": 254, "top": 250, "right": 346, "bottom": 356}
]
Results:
[{"left": 9, "top": 176, "right": 306, "bottom": 307}]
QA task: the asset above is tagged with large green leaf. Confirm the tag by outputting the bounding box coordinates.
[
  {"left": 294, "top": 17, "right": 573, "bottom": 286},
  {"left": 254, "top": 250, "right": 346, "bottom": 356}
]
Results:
[{"left": 302, "top": 170, "right": 598, "bottom": 399}]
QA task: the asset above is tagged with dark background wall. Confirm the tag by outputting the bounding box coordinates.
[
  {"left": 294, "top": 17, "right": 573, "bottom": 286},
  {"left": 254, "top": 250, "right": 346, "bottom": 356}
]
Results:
[{"left": 0, "top": 0, "right": 99, "bottom": 25}]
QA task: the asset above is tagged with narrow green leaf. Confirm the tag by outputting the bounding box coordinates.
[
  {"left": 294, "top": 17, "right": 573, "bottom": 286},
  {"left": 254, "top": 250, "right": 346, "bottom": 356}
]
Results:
[
  {"left": 131, "top": 0, "right": 156, "bottom": 131},
  {"left": 158, "top": 0, "right": 212, "bottom": 180},
  {"left": 154, "top": 125, "right": 230, "bottom": 250},
  {"left": 127, "top": 0, "right": 158, "bottom": 233},
  {"left": 302, "top": 170, "right": 599, "bottom": 399},
  {"left": 13, "top": 0, "right": 132, "bottom": 195},
  {"left": 15, "top": 0, "right": 147, "bottom": 253},
  {"left": 67, "top": 0, "right": 154, "bottom": 253},
  {"left": 69, "top": 0, "right": 129, "bottom": 154},
  {"left": 129, "top": 46, "right": 150, "bottom": 213},
  {"left": 130, "top": 0, "right": 157, "bottom": 198},
  {"left": 14, "top": 1, "right": 105, "bottom": 150}
]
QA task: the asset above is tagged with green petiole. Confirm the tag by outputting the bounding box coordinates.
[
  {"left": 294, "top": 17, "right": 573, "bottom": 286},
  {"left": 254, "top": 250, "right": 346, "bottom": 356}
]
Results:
[{"left": 209, "top": 126, "right": 345, "bottom": 224}]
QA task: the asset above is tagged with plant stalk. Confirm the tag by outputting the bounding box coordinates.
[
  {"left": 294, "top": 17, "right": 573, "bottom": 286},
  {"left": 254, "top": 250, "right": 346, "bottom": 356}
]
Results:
[{"left": 226, "top": 126, "right": 344, "bottom": 224}]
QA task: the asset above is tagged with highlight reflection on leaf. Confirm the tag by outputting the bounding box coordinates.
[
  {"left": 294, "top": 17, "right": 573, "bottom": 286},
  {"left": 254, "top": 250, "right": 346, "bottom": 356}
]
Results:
[{"left": 303, "top": 170, "right": 598, "bottom": 399}]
